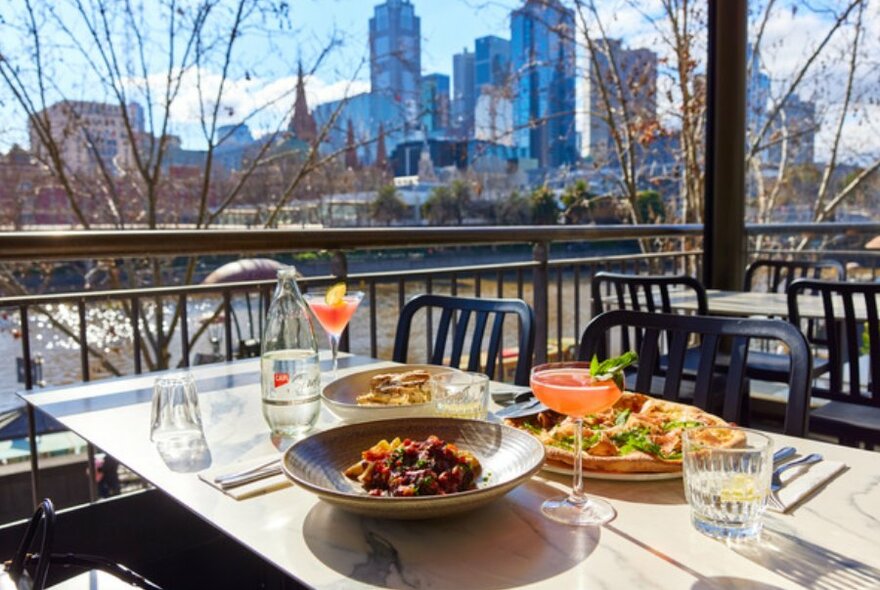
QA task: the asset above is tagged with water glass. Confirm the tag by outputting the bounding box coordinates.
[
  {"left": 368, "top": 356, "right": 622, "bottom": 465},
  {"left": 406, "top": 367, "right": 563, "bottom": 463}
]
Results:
[
  {"left": 150, "top": 373, "right": 204, "bottom": 443},
  {"left": 432, "top": 371, "right": 490, "bottom": 420},
  {"left": 683, "top": 427, "right": 773, "bottom": 540}
]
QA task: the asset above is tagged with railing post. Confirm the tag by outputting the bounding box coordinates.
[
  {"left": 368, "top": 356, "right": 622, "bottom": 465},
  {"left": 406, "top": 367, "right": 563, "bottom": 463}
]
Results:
[
  {"left": 331, "top": 252, "right": 351, "bottom": 352},
  {"left": 533, "top": 241, "right": 549, "bottom": 365}
]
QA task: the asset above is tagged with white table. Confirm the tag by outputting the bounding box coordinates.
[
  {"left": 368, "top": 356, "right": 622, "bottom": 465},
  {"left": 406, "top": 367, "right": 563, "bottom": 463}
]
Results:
[
  {"left": 665, "top": 289, "right": 873, "bottom": 320},
  {"left": 19, "top": 357, "right": 880, "bottom": 589}
]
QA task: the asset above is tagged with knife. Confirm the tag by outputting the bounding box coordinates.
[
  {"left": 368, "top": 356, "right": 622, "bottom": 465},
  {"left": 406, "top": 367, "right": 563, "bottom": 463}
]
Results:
[
  {"left": 773, "top": 446, "right": 796, "bottom": 465},
  {"left": 494, "top": 397, "right": 548, "bottom": 419}
]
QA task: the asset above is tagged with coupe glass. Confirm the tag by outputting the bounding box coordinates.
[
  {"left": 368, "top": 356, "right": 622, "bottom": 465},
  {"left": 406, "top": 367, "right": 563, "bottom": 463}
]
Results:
[
  {"left": 530, "top": 361, "right": 622, "bottom": 526},
  {"left": 303, "top": 290, "right": 364, "bottom": 380}
]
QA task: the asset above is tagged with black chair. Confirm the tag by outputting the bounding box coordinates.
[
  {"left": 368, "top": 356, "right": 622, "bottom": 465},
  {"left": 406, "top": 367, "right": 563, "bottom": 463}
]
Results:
[
  {"left": 579, "top": 309, "right": 813, "bottom": 437},
  {"left": 744, "top": 258, "right": 846, "bottom": 293},
  {"left": 591, "top": 271, "right": 708, "bottom": 376},
  {"left": 741, "top": 259, "right": 842, "bottom": 385},
  {"left": 591, "top": 271, "right": 708, "bottom": 316},
  {"left": 392, "top": 294, "right": 535, "bottom": 386},
  {"left": 788, "top": 279, "right": 880, "bottom": 448}
]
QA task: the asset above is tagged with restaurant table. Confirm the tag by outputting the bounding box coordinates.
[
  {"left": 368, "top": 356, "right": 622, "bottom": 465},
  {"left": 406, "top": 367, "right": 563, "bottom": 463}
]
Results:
[
  {"left": 18, "top": 355, "right": 880, "bottom": 589},
  {"left": 662, "top": 289, "right": 874, "bottom": 320}
]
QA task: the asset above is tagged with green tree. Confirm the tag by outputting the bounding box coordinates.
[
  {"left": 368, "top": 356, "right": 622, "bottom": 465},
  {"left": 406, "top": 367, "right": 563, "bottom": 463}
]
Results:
[
  {"left": 530, "top": 186, "right": 560, "bottom": 225},
  {"left": 422, "top": 185, "right": 459, "bottom": 224},
  {"left": 496, "top": 191, "right": 532, "bottom": 225},
  {"left": 449, "top": 179, "right": 472, "bottom": 218},
  {"left": 562, "top": 180, "right": 593, "bottom": 224},
  {"left": 370, "top": 184, "right": 407, "bottom": 225},
  {"left": 635, "top": 190, "right": 665, "bottom": 223}
]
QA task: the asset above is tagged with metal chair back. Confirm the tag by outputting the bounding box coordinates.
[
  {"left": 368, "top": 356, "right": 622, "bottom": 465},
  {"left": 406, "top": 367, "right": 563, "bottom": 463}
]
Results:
[
  {"left": 579, "top": 309, "right": 812, "bottom": 437},
  {"left": 788, "top": 279, "right": 880, "bottom": 405},
  {"left": 392, "top": 294, "right": 535, "bottom": 386},
  {"left": 744, "top": 259, "right": 845, "bottom": 293}
]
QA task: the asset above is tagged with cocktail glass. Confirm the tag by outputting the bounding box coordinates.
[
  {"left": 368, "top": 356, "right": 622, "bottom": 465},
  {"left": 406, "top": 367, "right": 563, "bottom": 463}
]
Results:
[
  {"left": 303, "top": 290, "right": 364, "bottom": 380},
  {"left": 530, "top": 361, "right": 622, "bottom": 526}
]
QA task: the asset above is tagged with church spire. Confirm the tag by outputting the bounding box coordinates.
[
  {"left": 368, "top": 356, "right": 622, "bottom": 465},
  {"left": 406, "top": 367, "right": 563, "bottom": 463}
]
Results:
[
  {"left": 289, "top": 61, "right": 317, "bottom": 143},
  {"left": 345, "top": 119, "right": 359, "bottom": 170}
]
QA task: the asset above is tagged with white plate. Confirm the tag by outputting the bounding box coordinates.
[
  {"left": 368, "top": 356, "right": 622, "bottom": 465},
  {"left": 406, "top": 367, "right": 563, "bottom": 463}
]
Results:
[{"left": 542, "top": 461, "right": 682, "bottom": 481}]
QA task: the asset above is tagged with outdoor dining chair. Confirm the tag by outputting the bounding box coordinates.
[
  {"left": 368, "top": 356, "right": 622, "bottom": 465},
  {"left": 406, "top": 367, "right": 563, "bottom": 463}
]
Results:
[
  {"left": 392, "top": 294, "right": 535, "bottom": 386},
  {"left": 579, "top": 309, "right": 813, "bottom": 437},
  {"left": 788, "top": 279, "right": 880, "bottom": 448},
  {"left": 744, "top": 258, "right": 846, "bottom": 293},
  {"left": 590, "top": 271, "right": 708, "bottom": 375},
  {"left": 742, "top": 259, "right": 841, "bottom": 386}
]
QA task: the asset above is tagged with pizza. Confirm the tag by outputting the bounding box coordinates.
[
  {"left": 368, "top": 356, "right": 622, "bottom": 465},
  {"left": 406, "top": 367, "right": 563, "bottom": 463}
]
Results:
[{"left": 505, "top": 392, "right": 741, "bottom": 473}]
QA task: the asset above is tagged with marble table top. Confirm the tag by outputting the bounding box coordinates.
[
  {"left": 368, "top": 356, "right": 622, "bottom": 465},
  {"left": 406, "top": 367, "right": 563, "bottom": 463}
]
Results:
[
  {"left": 666, "top": 289, "right": 873, "bottom": 321},
  {"left": 20, "top": 356, "right": 880, "bottom": 589}
]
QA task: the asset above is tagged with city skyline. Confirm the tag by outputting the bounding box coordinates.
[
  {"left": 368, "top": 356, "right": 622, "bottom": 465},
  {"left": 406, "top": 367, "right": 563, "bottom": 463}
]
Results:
[{"left": 0, "top": 0, "right": 876, "bottom": 167}]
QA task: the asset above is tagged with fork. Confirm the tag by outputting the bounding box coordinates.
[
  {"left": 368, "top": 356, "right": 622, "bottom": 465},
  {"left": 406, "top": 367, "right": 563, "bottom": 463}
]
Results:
[{"left": 767, "top": 453, "right": 823, "bottom": 510}]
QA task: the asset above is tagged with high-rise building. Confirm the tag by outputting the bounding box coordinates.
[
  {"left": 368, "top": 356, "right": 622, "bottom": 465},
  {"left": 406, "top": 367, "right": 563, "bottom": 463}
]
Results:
[
  {"left": 767, "top": 94, "right": 816, "bottom": 166},
  {"left": 510, "top": 0, "right": 577, "bottom": 168},
  {"left": 369, "top": 0, "right": 421, "bottom": 132},
  {"left": 746, "top": 44, "right": 771, "bottom": 140},
  {"left": 29, "top": 100, "right": 145, "bottom": 174},
  {"left": 475, "top": 35, "right": 510, "bottom": 90},
  {"left": 421, "top": 74, "right": 450, "bottom": 135},
  {"left": 452, "top": 49, "right": 476, "bottom": 138},
  {"left": 585, "top": 39, "right": 657, "bottom": 163}
]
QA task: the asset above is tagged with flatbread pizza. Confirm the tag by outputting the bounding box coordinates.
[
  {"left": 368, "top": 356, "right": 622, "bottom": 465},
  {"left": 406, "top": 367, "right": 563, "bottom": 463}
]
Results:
[{"left": 505, "top": 392, "right": 742, "bottom": 474}]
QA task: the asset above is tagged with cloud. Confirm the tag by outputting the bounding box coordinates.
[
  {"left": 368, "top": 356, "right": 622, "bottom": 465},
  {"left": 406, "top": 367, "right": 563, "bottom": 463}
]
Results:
[{"left": 122, "top": 68, "right": 369, "bottom": 148}]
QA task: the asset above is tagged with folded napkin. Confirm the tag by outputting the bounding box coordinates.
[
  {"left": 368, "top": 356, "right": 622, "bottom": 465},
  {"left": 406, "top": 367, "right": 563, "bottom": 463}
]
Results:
[
  {"left": 767, "top": 460, "right": 846, "bottom": 513},
  {"left": 198, "top": 456, "right": 291, "bottom": 500}
]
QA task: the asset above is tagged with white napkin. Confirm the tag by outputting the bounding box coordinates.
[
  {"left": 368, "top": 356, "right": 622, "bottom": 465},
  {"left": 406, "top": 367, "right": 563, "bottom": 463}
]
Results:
[
  {"left": 198, "top": 456, "right": 291, "bottom": 500},
  {"left": 767, "top": 460, "right": 846, "bottom": 513}
]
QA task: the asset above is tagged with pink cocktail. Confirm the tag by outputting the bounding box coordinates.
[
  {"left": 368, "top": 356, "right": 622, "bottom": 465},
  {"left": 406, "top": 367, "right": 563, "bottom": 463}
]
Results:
[
  {"left": 531, "top": 367, "right": 621, "bottom": 417},
  {"left": 308, "top": 298, "right": 361, "bottom": 337},
  {"left": 530, "top": 361, "right": 622, "bottom": 526},
  {"left": 303, "top": 290, "right": 364, "bottom": 380}
]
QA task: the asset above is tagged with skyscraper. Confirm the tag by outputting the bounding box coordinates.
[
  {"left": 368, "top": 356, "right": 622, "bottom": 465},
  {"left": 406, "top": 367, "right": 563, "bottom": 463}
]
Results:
[
  {"left": 421, "top": 74, "right": 450, "bottom": 135},
  {"left": 510, "top": 0, "right": 577, "bottom": 168},
  {"left": 475, "top": 35, "right": 510, "bottom": 90},
  {"left": 369, "top": 0, "right": 421, "bottom": 132},
  {"left": 746, "top": 44, "right": 771, "bottom": 139},
  {"left": 452, "top": 49, "right": 476, "bottom": 138},
  {"left": 767, "top": 94, "right": 816, "bottom": 166},
  {"left": 585, "top": 39, "right": 657, "bottom": 162}
]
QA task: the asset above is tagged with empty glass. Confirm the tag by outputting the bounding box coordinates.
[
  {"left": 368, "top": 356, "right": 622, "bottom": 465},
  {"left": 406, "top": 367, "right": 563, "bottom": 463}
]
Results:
[
  {"left": 150, "top": 373, "right": 204, "bottom": 443},
  {"left": 432, "top": 371, "right": 490, "bottom": 420},
  {"left": 683, "top": 427, "right": 773, "bottom": 540}
]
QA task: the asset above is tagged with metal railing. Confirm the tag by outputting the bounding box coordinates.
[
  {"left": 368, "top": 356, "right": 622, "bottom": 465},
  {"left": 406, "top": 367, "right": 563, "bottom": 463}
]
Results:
[{"left": 1, "top": 221, "right": 878, "bottom": 519}]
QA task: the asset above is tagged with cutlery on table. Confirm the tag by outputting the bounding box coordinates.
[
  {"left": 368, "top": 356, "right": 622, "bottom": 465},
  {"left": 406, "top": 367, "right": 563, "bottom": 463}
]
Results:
[
  {"left": 214, "top": 458, "right": 281, "bottom": 489},
  {"left": 773, "top": 446, "right": 796, "bottom": 465},
  {"left": 770, "top": 452, "right": 823, "bottom": 492},
  {"left": 494, "top": 397, "right": 548, "bottom": 419}
]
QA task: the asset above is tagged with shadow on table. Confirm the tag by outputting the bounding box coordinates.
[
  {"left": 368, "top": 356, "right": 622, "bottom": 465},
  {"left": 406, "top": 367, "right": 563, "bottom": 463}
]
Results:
[
  {"left": 303, "top": 479, "right": 598, "bottom": 589},
  {"left": 691, "top": 577, "right": 785, "bottom": 589},
  {"left": 155, "top": 433, "right": 212, "bottom": 473},
  {"left": 539, "top": 471, "right": 688, "bottom": 506},
  {"left": 732, "top": 527, "right": 880, "bottom": 589}
]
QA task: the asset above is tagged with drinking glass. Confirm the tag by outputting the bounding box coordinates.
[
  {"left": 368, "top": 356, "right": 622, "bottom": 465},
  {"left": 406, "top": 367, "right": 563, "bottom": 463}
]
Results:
[
  {"left": 150, "top": 372, "right": 203, "bottom": 443},
  {"left": 683, "top": 427, "right": 773, "bottom": 540},
  {"left": 432, "top": 370, "right": 490, "bottom": 420},
  {"left": 530, "top": 361, "right": 622, "bottom": 526},
  {"left": 303, "top": 290, "right": 364, "bottom": 380}
]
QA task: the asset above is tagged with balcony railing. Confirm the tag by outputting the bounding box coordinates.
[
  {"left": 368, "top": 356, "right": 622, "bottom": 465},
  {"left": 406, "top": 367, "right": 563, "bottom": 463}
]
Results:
[{"left": 0, "top": 222, "right": 878, "bottom": 521}]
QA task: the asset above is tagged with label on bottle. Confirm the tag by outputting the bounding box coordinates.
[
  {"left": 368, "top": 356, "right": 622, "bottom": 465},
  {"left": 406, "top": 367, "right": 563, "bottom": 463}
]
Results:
[{"left": 274, "top": 372, "right": 290, "bottom": 388}]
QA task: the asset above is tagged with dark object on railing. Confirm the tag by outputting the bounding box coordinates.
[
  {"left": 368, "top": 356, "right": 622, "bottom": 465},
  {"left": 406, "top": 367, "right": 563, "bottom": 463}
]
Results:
[
  {"left": 579, "top": 310, "right": 812, "bottom": 437},
  {"left": 393, "top": 294, "right": 535, "bottom": 386},
  {"left": 0, "top": 405, "right": 65, "bottom": 442},
  {"left": 16, "top": 355, "right": 44, "bottom": 387},
  {"left": 1, "top": 498, "right": 162, "bottom": 590},
  {"left": 788, "top": 279, "right": 880, "bottom": 449},
  {"left": 744, "top": 258, "right": 846, "bottom": 293}
]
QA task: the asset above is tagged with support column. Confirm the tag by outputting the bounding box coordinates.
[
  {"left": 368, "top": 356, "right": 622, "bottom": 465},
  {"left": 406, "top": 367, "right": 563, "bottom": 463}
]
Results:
[{"left": 704, "top": 0, "right": 747, "bottom": 289}]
